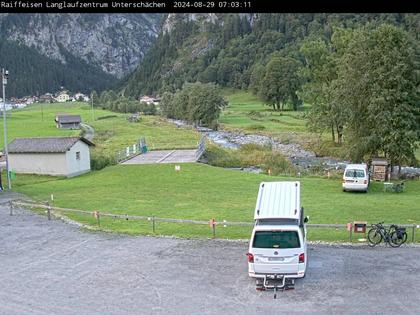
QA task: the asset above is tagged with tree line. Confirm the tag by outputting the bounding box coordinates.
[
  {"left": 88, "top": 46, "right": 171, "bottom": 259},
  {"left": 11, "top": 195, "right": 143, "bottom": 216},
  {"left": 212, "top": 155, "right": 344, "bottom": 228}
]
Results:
[
  {"left": 92, "top": 90, "right": 157, "bottom": 115},
  {"left": 300, "top": 24, "right": 419, "bottom": 167},
  {"left": 160, "top": 82, "right": 227, "bottom": 128}
]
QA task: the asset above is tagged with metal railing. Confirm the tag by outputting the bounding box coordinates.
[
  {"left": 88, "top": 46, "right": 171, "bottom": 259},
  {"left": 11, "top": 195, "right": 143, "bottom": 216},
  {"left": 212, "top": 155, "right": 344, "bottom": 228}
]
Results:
[
  {"left": 196, "top": 136, "right": 206, "bottom": 160},
  {"left": 116, "top": 137, "right": 147, "bottom": 163}
]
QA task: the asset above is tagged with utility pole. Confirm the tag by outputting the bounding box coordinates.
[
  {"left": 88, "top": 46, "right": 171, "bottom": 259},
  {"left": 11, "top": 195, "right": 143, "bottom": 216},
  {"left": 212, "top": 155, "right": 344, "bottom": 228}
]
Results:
[
  {"left": 2, "top": 68, "right": 11, "bottom": 190},
  {"left": 91, "top": 92, "right": 95, "bottom": 122}
]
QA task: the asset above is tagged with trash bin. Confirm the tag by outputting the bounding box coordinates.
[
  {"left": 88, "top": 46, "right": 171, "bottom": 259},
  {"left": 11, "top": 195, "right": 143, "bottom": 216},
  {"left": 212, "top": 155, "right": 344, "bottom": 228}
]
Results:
[{"left": 353, "top": 221, "right": 367, "bottom": 233}]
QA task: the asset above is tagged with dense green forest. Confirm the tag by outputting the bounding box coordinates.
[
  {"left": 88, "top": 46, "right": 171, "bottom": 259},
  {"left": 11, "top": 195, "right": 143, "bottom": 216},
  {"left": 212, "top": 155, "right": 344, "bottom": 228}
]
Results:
[
  {"left": 0, "top": 40, "right": 116, "bottom": 97},
  {"left": 122, "top": 13, "right": 419, "bottom": 98}
]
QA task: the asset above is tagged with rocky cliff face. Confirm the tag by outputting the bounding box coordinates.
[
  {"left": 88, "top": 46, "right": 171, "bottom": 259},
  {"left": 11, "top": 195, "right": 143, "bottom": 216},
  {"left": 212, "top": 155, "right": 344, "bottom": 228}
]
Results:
[{"left": 0, "top": 14, "right": 163, "bottom": 78}]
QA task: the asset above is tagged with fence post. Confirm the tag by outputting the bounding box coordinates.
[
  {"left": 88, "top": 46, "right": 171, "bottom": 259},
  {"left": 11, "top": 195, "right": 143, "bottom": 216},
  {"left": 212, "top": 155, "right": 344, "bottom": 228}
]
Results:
[
  {"left": 9, "top": 200, "right": 13, "bottom": 216},
  {"left": 46, "top": 201, "right": 51, "bottom": 220},
  {"left": 349, "top": 226, "right": 353, "bottom": 243},
  {"left": 97, "top": 211, "right": 101, "bottom": 227},
  {"left": 212, "top": 220, "right": 216, "bottom": 238},
  {"left": 152, "top": 216, "right": 155, "bottom": 233},
  {"left": 412, "top": 225, "right": 416, "bottom": 243}
]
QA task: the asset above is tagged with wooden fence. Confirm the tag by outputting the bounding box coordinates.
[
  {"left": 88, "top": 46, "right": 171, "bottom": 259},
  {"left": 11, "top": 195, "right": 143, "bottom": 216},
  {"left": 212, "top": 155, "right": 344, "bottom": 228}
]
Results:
[{"left": 9, "top": 200, "right": 419, "bottom": 243}]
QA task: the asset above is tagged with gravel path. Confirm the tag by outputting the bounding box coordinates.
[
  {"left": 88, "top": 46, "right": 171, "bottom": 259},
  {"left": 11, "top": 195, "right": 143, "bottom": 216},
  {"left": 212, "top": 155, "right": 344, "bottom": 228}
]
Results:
[
  {"left": 80, "top": 123, "right": 94, "bottom": 141},
  {"left": 1, "top": 192, "right": 419, "bottom": 314}
]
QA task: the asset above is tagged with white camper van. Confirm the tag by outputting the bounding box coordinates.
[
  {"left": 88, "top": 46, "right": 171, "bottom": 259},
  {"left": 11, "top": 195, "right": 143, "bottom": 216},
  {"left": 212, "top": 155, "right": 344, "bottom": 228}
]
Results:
[
  {"left": 247, "top": 181, "right": 308, "bottom": 290},
  {"left": 342, "top": 163, "right": 369, "bottom": 192}
]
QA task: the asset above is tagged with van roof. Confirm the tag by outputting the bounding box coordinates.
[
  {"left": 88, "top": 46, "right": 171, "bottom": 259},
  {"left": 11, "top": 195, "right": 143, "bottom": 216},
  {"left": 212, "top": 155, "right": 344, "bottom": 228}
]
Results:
[
  {"left": 345, "top": 164, "right": 367, "bottom": 169},
  {"left": 254, "top": 181, "right": 300, "bottom": 220}
]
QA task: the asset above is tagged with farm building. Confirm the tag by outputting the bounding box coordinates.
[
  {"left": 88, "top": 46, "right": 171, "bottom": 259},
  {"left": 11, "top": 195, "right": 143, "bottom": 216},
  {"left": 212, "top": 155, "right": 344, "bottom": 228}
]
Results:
[
  {"left": 55, "top": 114, "right": 81, "bottom": 129},
  {"left": 8, "top": 137, "right": 94, "bottom": 177},
  {"left": 39, "top": 93, "right": 54, "bottom": 103},
  {"left": 371, "top": 158, "right": 389, "bottom": 181}
]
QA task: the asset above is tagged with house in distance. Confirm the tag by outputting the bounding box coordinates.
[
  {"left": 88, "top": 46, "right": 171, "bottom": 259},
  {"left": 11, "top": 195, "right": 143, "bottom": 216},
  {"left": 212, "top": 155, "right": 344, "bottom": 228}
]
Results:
[
  {"left": 56, "top": 90, "right": 70, "bottom": 102},
  {"left": 55, "top": 114, "right": 81, "bottom": 129},
  {"left": 8, "top": 137, "right": 94, "bottom": 177}
]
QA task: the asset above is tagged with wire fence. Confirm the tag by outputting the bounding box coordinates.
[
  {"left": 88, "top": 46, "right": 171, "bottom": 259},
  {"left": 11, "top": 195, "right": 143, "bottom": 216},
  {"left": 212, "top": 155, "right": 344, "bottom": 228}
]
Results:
[{"left": 9, "top": 200, "right": 420, "bottom": 243}]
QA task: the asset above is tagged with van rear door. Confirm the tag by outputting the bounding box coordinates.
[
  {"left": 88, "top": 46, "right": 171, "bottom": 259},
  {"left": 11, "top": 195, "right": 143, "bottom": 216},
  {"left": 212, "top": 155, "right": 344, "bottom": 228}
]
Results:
[{"left": 251, "top": 230, "right": 301, "bottom": 274}]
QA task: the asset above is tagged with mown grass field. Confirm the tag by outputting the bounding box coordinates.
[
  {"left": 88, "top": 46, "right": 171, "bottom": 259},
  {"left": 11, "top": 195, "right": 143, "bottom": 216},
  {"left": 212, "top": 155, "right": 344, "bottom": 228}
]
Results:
[
  {"left": 221, "top": 90, "right": 310, "bottom": 138},
  {"left": 4, "top": 102, "right": 200, "bottom": 156},
  {"left": 13, "top": 163, "right": 420, "bottom": 241}
]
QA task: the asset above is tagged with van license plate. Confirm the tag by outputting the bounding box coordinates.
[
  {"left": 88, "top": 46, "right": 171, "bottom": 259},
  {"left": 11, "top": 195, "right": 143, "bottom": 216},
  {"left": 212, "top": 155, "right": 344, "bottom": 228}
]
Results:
[{"left": 268, "top": 257, "right": 284, "bottom": 261}]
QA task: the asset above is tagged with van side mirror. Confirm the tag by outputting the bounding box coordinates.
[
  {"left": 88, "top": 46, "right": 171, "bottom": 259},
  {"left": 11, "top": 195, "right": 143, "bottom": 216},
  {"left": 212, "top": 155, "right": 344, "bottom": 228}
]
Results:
[{"left": 304, "top": 216, "right": 309, "bottom": 223}]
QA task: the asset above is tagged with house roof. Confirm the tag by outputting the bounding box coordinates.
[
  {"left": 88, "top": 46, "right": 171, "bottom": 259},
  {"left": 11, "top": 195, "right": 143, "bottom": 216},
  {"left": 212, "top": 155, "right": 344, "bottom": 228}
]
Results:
[
  {"left": 55, "top": 115, "right": 81, "bottom": 124},
  {"left": 8, "top": 137, "right": 94, "bottom": 154}
]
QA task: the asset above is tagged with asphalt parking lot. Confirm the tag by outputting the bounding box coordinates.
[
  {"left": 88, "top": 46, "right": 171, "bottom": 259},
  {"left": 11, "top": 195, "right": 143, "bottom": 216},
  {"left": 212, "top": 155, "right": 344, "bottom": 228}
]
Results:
[{"left": 1, "top": 193, "right": 419, "bottom": 314}]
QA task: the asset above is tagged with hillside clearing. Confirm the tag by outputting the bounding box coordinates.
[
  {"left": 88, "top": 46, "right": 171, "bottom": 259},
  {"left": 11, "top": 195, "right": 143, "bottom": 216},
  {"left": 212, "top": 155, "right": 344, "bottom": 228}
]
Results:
[{"left": 5, "top": 103, "right": 201, "bottom": 157}]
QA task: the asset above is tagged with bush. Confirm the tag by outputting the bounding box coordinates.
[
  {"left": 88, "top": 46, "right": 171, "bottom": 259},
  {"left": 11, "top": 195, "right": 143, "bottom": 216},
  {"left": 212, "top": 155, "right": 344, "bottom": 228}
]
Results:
[
  {"left": 262, "top": 153, "right": 295, "bottom": 176},
  {"left": 203, "top": 143, "right": 296, "bottom": 176},
  {"left": 201, "top": 145, "right": 242, "bottom": 168},
  {"left": 90, "top": 153, "right": 116, "bottom": 171}
]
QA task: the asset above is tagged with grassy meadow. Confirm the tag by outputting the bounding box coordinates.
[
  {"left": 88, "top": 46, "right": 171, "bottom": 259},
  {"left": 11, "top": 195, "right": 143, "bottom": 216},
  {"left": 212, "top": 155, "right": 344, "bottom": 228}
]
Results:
[
  {"left": 4, "top": 102, "right": 200, "bottom": 156},
  {"left": 5, "top": 97, "right": 420, "bottom": 241},
  {"left": 221, "top": 90, "right": 310, "bottom": 138},
  {"left": 12, "top": 163, "right": 420, "bottom": 241}
]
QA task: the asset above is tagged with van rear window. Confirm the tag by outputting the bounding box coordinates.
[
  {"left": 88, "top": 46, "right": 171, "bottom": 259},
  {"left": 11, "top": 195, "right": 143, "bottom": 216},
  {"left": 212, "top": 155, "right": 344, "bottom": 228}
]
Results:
[
  {"left": 253, "top": 231, "right": 300, "bottom": 249},
  {"left": 345, "top": 169, "right": 365, "bottom": 178}
]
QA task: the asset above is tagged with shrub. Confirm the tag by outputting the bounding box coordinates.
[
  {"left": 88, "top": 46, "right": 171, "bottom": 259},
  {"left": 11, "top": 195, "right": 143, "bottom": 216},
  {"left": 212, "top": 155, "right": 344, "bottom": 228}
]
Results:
[
  {"left": 90, "top": 153, "right": 116, "bottom": 171},
  {"left": 262, "top": 153, "right": 296, "bottom": 176},
  {"left": 203, "top": 143, "right": 296, "bottom": 176},
  {"left": 201, "top": 145, "right": 242, "bottom": 168}
]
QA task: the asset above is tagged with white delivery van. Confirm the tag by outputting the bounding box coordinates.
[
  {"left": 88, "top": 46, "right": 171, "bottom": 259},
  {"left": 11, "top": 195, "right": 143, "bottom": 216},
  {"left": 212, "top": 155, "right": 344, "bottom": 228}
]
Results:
[
  {"left": 247, "top": 181, "right": 308, "bottom": 290},
  {"left": 342, "top": 163, "right": 369, "bottom": 192}
]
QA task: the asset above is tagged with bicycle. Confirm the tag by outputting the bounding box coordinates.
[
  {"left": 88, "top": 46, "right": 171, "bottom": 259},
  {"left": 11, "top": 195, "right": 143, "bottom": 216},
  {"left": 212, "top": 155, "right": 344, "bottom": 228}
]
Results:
[{"left": 367, "top": 222, "right": 407, "bottom": 247}]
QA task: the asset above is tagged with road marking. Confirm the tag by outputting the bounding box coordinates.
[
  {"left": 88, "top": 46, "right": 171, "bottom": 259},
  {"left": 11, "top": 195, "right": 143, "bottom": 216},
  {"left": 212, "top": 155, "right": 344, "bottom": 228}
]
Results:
[{"left": 156, "top": 150, "right": 176, "bottom": 163}]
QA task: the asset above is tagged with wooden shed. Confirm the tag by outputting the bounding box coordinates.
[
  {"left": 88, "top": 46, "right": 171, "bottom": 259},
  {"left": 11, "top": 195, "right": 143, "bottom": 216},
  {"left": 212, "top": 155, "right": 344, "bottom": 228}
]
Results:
[
  {"left": 8, "top": 136, "right": 94, "bottom": 177},
  {"left": 371, "top": 158, "right": 389, "bottom": 181}
]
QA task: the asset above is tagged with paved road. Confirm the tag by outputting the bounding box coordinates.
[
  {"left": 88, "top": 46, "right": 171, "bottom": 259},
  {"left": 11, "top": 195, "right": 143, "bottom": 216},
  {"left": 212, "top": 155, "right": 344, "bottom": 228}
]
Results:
[
  {"left": 1, "top": 193, "right": 419, "bottom": 314},
  {"left": 122, "top": 149, "right": 197, "bottom": 165}
]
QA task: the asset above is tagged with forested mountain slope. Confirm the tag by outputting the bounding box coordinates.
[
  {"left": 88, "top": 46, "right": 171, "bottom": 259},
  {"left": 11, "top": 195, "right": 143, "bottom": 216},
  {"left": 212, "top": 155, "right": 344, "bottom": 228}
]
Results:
[{"left": 122, "top": 13, "right": 419, "bottom": 97}]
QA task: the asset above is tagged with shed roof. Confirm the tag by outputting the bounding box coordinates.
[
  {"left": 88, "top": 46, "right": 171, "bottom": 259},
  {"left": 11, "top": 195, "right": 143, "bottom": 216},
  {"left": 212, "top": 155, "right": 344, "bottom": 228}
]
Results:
[
  {"left": 254, "top": 181, "right": 300, "bottom": 220},
  {"left": 371, "top": 158, "right": 388, "bottom": 166},
  {"left": 55, "top": 115, "right": 81, "bottom": 124},
  {"left": 8, "top": 137, "right": 94, "bottom": 154}
]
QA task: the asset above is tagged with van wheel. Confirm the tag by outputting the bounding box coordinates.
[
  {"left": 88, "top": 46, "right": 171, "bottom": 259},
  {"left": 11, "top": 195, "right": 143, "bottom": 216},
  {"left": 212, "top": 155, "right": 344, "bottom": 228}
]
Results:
[{"left": 342, "top": 189, "right": 346, "bottom": 192}]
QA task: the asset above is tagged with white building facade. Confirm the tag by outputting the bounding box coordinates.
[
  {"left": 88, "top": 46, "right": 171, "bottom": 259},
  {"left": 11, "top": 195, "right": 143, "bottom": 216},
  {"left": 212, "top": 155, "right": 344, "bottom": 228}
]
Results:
[{"left": 8, "top": 137, "right": 94, "bottom": 177}]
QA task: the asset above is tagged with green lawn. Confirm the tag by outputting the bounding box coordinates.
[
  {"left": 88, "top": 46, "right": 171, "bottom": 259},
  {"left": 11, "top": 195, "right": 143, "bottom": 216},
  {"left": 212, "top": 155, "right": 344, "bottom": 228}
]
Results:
[
  {"left": 221, "top": 90, "right": 310, "bottom": 138},
  {"left": 91, "top": 115, "right": 200, "bottom": 156},
  {"left": 13, "top": 163, "right": 420, "bottom": 241},
  {"left": 4, "top": 102, "right": 200, "bottom": 156}
]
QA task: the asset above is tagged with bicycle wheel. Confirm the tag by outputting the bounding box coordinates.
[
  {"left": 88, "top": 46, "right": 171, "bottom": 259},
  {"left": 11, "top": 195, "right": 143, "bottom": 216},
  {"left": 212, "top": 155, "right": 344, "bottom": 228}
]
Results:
[
  {"left": 390, "top": 231, "right": 407, "bottom": 247},
  {"left": 367, "top": 228, "right": 382, "bottom": 246}
]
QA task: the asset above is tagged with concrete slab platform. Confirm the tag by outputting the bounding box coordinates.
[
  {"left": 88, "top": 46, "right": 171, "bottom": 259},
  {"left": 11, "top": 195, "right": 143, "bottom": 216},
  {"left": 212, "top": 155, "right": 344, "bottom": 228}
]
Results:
[{"left": 121, "top": 150, "right": 198, "bottom": 165}]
